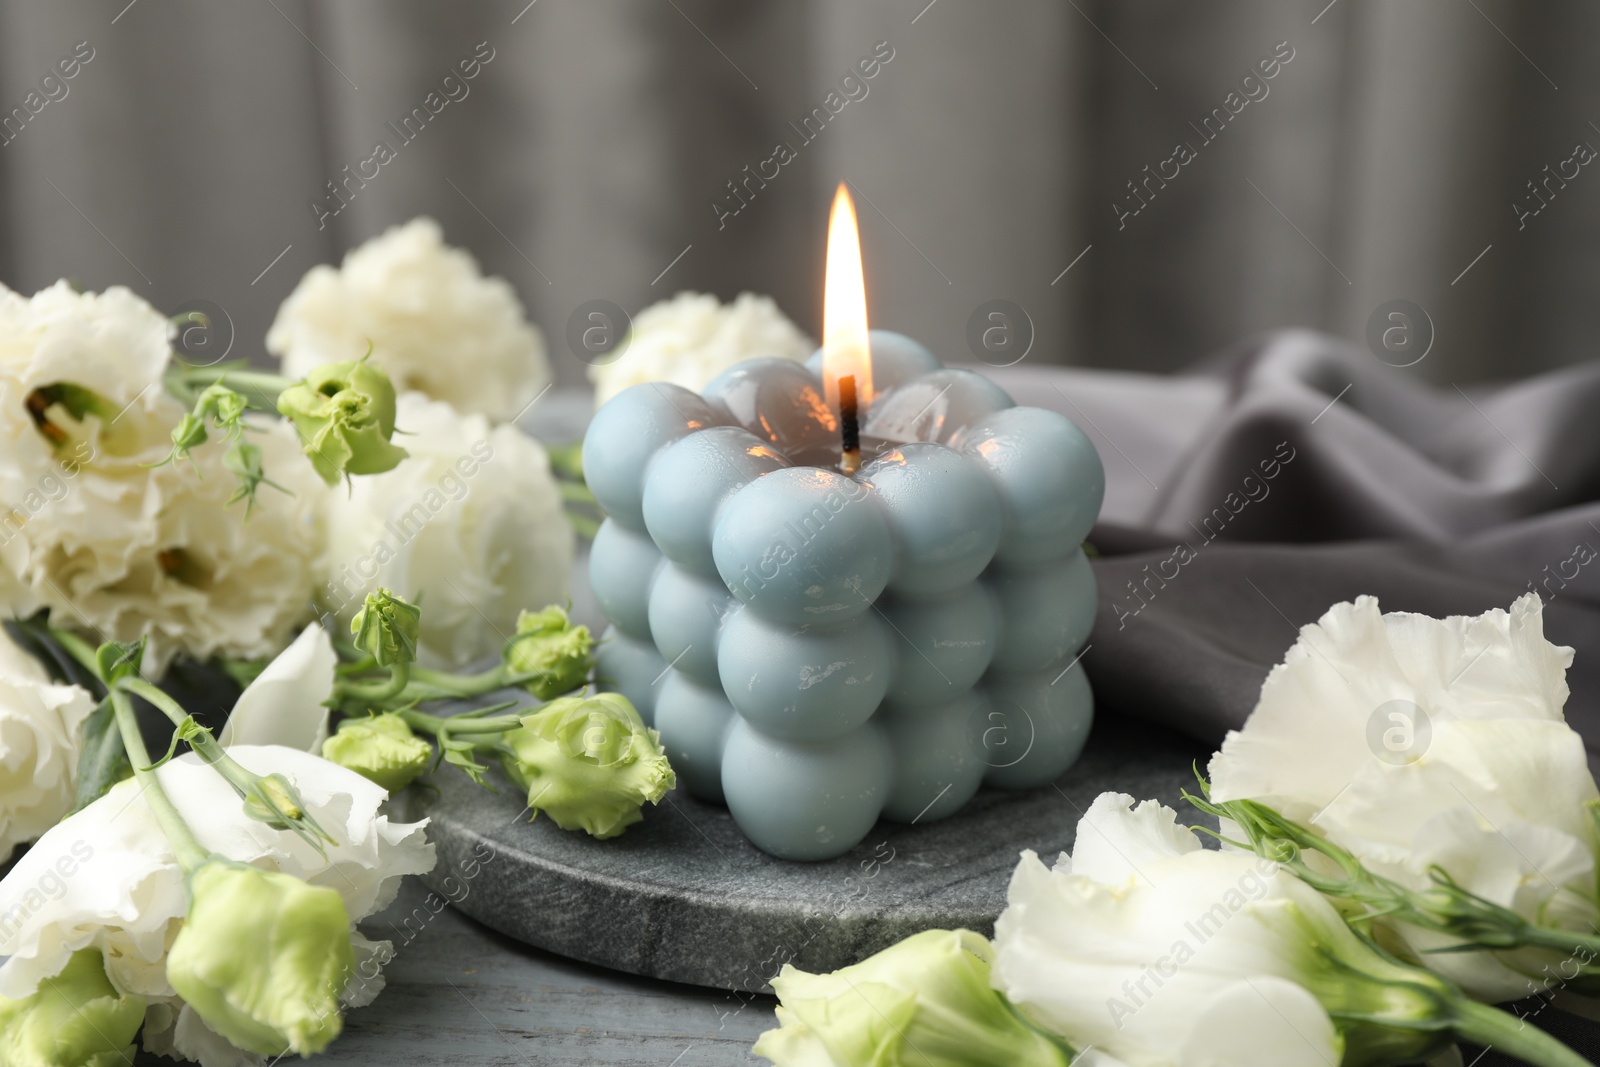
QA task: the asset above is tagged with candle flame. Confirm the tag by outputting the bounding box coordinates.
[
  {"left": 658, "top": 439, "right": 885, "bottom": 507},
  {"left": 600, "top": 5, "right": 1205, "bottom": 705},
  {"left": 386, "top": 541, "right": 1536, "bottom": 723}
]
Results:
[{"left": 823, "top": 183, "right": 872, "bottom": 412}]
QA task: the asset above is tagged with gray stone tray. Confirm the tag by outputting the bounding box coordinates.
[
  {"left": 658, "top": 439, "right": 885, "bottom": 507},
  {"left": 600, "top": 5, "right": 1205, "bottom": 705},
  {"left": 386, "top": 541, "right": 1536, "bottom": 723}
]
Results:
[{"left": 404, "top": 716, "right": 1207, "bottom": 994}]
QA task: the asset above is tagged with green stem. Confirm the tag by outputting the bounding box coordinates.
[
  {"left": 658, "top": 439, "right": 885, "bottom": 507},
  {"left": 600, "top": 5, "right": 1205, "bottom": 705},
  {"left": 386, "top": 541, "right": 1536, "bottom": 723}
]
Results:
[
  {"left": 117, "top": 675, "right": 332, "bottom": 850},
  {"left": 49, "top": 628, "right": 102, "bottom": 681},
  {"left": 110, "top": 689, "right": 208, "bottom": 871},
  {"left": 117, "top": 676, "right": 255, "bottom": 794},
  {"left": 407, "top": 664, "right": 505, "bottom": 698},
  {"left": 1518, "top": 924, "right": 1600, "bottom": 964},
  {"left": 335, "top": 663, "right": 513, "bottom": 709},
  {"left": 399, "top": 708, "right": 521, "bottom": 738},
  {"left": 172, "top": 366, "right": 296, "bottom": 399},
  {"left": 565, "top": 510, "right": 601, "bottom": 539},
  {"left": 558, "top": 481, "right": 596, "bottom": 504},
  {"left": 1452, "top": 998, "right": 1595, "bottom": 1067},
  {"left": 335, "top": 663, "right": 412, "bottom": 705}
]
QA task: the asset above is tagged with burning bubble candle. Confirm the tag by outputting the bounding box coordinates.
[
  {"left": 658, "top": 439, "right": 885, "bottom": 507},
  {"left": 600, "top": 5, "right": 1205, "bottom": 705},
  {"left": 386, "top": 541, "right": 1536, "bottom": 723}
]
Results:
[{"left": 582, "top": 186, "right": 1104, "bottom": 860}]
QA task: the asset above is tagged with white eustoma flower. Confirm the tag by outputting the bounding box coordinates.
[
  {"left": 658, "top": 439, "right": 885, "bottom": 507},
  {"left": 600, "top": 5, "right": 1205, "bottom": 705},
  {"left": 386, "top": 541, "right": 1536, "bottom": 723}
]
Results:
[
  {"left": 1208, "top": 594, "right": 1600, "bottom": 1000},
  {"left": 0, "top": 282, "right": 326, "bottom": 671},
  {"left": 0, "top": 279, "right": 185, "bottom": 624},
  {"left": 990, "top": 792, "right": 1491, "bottom": 1067},
  {"left": 590, "top": 290, "right": 811, "bottom": 406},
  {"left": 0, "top": 628, "right": 96, "bottom": 860},
  {"left": 0, "top": 279, "right": 174, "bottom": 429},
  {"left": 0, "top": 744, "right": 434, "bottom": 1067},
  {"left": 315, "top": 391, "right": 572, "bottom": 669},
  {"left": 267, "top": 217, "right": 549, "bottom": 423}
]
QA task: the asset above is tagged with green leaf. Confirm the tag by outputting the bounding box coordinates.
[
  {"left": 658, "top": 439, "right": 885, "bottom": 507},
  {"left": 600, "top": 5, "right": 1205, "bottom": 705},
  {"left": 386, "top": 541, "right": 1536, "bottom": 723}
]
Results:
[
  {"left": 1, "top": 616, "right": 102, "bottom": 693},
  {"left": 72, "top": 697, "right": 132, "bottom": 812}
]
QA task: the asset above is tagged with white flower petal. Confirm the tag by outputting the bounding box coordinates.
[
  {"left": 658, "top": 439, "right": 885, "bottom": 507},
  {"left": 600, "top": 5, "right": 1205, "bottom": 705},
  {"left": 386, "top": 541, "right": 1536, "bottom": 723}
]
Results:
[
  {"left": 1178, "top": 976, "right": 1340, "bottom": 1067},
  {"left": 0, "top": 630, "right": 97, "bottom": 858},
  {"left": 1064, "top": 792, "right": 1201, "bottom": 885},
  {"left": 0, "top": 628, "right": 48, "bottom": 683},
  {"left": 219, "top": 623, "right": 336, "bottom": 751},
  {"left": 1318, "top": 718, "right": 1598, "bottom": 881}
]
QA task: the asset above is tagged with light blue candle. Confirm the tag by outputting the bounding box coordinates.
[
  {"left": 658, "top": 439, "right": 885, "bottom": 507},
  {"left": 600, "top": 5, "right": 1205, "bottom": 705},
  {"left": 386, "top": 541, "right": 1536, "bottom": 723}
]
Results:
[{"left": 585, "top": 330, "right": 1103, "bottom": 860}]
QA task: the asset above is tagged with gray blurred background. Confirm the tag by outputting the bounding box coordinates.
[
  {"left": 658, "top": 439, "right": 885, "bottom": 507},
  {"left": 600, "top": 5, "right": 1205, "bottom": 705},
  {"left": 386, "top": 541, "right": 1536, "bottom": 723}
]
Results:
[{"left": 0, "top": 0, "right": 1594, "bottom": 386}]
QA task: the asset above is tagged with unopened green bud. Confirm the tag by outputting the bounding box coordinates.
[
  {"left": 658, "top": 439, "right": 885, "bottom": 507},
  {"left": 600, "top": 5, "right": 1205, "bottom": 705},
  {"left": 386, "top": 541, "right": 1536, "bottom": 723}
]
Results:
[
  {"left": 168, "top": 412, "right": 209, "bottom": 460},
  {"left": 0, "top": 949, "right": 145, "bottom": 1067},
  {"left": 504, "top": 605, "right": 593, "bottom": 699},
  {"left": 239, "top": 771, "right": 333, "bottom": 853},
  {"left": 200, "top": 382, "right": 248, "bottom": 434},
  {"left": 245, "top": 773, "right": 304, "bottom": 822},
  {"left": 276, "top": 357, "right": 407, "bottom": 484},
  {"left": 755, "top": 929, "right": 1073, "bottom": 1067},
  {"left": 152, "top": 383, "right": 252, "bottom": 473},
  {"left": 323, "top": 713, "right": 433, "bottom": 792},
  {"left": 352, "top": 587, "right": 421, "bottom": 668},
  {"left": 499, "top": 692, "right": 674, "bottom": 839},
  {"left": 166, "top": 860, "right": 354, "bottom": 1058}
]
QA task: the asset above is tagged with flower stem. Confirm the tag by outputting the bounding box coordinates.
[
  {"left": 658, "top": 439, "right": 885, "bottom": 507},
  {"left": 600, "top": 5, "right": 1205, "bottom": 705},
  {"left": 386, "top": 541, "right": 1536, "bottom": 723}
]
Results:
[
  {"left": 1451, "top": 998, "right": 1595, "bottom": 1067},
  {"left": 399, "top": 708, "right": 521, "bottom": 739},
  {"left": 334, "top": 664, "right": 527, "bottom": 709},
  {"left": 405, "top": 665, "right": 505, "bottom": 698},
  {"left": 335, "top": 663, "right": 412, "bottom": 705},
  {"left": 167, "top": 366, "right": 296, "bottom": 411},
  {"left": 116, "top": 675, "right": 334, "bottom": 851},
  {"left": 110, "top": 689, "right": 208, "bottom": 871},
  {"left": 565, "top": 510, "right": 601, "bottom": 540},
  {"left": 116, "top": 676, "right": 245, "bottom": 780},
  {"left": 1518, "top": 924, "right": 1600, "bottom": 966}
]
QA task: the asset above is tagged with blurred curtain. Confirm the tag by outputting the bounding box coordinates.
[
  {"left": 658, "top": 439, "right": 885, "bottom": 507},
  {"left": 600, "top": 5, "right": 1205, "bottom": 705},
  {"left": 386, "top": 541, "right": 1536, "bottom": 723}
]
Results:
[{"left": 0, "top": 0, "right": 1594, "bottom": 387}]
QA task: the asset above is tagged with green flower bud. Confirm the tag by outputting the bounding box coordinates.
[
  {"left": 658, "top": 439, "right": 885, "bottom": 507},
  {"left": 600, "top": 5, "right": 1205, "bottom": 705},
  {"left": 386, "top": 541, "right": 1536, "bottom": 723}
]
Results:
[
  {"left": 276, "top": 357, "right": 407, "bottom": 484},
  {"left": 200, "top": 382, "right": 248, "bottom": 432},
  {"left": 167, "top": 411, "right": 210, "bottom": 461},
  {"left": 503, "top": 606, "right": 593, "bottom": 699},
  {"left": 0, "top": 949, "right": 145, "bottom": 1067},
  {"left": 499, "top": 692, "right": 675, "bottom": 839},
  {"left": 323, "top": 713, "right": 434, "bottom": 792},
  {"left": 167, "top": 860, "right": 355, "bottom": 1058},
  {"left": 755, "top": 929, "right": 1073, "bottom": 1067},
  {"left": 352, "top": 587, "right": 421, "bottom": 668}
]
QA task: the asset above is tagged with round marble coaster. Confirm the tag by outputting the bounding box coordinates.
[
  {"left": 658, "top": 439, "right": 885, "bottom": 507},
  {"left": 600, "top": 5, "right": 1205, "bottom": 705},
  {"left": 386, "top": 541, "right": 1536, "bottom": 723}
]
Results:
[{"left": 404, "top": 715, "right": 1207, "bottom": 994}]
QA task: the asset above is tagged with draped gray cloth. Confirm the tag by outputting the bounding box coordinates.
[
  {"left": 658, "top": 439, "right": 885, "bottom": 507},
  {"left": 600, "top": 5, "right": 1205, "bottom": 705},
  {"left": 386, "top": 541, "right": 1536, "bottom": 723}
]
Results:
[
  {"left": 987, "top": 332, "right": 1600, "bottom": 762},
  {"left": 2, "top": 0, "right": 1597, "bottom": 387},
  {"left": 991, "top": 333, "right": 1600, "bottom": 1062}
]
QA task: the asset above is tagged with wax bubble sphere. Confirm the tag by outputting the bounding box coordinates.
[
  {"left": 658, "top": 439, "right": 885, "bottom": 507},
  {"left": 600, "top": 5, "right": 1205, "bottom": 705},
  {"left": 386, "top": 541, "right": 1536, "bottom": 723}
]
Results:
[{"left": 583, "top": 332, "right": 1104, "bottom": 860}]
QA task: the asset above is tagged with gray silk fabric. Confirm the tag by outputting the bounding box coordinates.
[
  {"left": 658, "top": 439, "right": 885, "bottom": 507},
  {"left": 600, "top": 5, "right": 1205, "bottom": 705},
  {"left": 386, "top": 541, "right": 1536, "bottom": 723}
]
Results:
[{"left": 987, "top": 332, "right": 1600, "bottom": 754}]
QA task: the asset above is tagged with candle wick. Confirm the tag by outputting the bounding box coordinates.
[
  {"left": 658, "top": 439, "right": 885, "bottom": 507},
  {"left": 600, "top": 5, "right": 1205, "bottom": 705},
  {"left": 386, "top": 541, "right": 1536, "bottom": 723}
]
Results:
[{"left": 839, "top": 374, "right": 861, "bottom": 475}]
